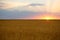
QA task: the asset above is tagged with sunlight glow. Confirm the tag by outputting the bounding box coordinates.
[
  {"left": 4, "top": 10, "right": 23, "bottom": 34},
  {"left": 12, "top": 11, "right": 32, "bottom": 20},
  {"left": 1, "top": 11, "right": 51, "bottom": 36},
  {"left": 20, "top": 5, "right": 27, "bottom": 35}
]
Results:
[{"left": 40, "top": 16, "right": 56, "bottom": 20}]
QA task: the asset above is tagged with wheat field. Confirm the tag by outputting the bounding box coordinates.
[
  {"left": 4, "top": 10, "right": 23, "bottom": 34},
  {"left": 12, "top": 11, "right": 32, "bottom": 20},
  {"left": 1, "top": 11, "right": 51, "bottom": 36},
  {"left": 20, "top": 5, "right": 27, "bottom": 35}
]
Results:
[{"left": 0, "top": 20, "right": 60, "bottom": 40}]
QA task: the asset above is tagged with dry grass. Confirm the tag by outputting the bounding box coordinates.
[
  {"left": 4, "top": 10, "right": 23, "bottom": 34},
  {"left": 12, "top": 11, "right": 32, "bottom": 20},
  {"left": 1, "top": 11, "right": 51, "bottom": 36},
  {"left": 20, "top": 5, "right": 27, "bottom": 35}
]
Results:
[{"left": 0, "top": 20, "right": 60, "bottom": 40}]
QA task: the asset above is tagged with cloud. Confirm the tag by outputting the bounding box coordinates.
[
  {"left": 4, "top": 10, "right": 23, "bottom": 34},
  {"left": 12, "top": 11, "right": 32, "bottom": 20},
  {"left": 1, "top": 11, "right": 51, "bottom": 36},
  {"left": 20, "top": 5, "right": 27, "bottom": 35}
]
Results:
[
  {"left": 0, "top": 0, "right": 45, "bottom": 12},
  {"left": 51, "top": 1, "right": 60, "bottom": 13},
  {"left": 0, "top": 0, "right": 60, "bottom": 13},
  {"left": 0, "top": 1, "right": 29, "bottom": 9},
  {"left": 0, "top": 9, "right": 40, "bottom": 19},
  {"left": 46, "top": 0, "right": 60, "bottom": 13},
  {"left": 0, "top": 0, "right": 60, "bottom": 19},
  {"left": 27, "top": 4, "right": 44, "bottom": 6},
  {"left": 0, "top": 1, "right": 45, "bottom": 12},
  {"left": 15, "top": 3, "right": 45, "bottom": 12},
  {"left": 0, "top": 9, "right": 60, "bottom": 19},
  {"left": 27, "top": 4, "right": 45, "bottom": 12}
]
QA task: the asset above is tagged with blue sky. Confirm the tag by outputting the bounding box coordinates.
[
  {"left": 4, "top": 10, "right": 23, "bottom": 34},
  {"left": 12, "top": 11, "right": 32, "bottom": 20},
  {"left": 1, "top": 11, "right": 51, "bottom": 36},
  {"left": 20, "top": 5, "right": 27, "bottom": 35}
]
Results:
[{"left": 0, "top": 0, "right": 60, "bottom": 19}]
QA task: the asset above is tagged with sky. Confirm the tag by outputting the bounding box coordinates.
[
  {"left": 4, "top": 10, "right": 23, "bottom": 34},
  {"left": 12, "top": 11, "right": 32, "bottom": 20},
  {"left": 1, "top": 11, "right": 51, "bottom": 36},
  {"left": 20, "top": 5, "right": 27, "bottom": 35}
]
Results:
[{"left": 0, "top": 0, "right": 60, "bottom": 19}]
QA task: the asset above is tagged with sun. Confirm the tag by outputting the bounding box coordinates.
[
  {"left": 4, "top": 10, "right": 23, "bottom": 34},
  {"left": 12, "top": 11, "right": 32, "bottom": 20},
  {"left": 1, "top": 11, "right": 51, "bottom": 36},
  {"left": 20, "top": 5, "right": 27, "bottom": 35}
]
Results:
[
  {"left": 35, "top": 15, "right": 57, "bottom": 20},
  {"left": 42, "top": 17, "right": 53, "bottom": 20},
  {"left": 40, "top": 16, "right": 56, "bottom": 20}
]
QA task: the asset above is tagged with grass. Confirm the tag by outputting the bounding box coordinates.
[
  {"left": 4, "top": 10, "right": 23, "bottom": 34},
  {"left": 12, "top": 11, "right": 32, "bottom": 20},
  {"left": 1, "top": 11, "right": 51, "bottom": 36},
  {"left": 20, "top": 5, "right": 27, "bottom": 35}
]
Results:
[{"left": 0, "top": 20, "right": 60, "bottom": 40}]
